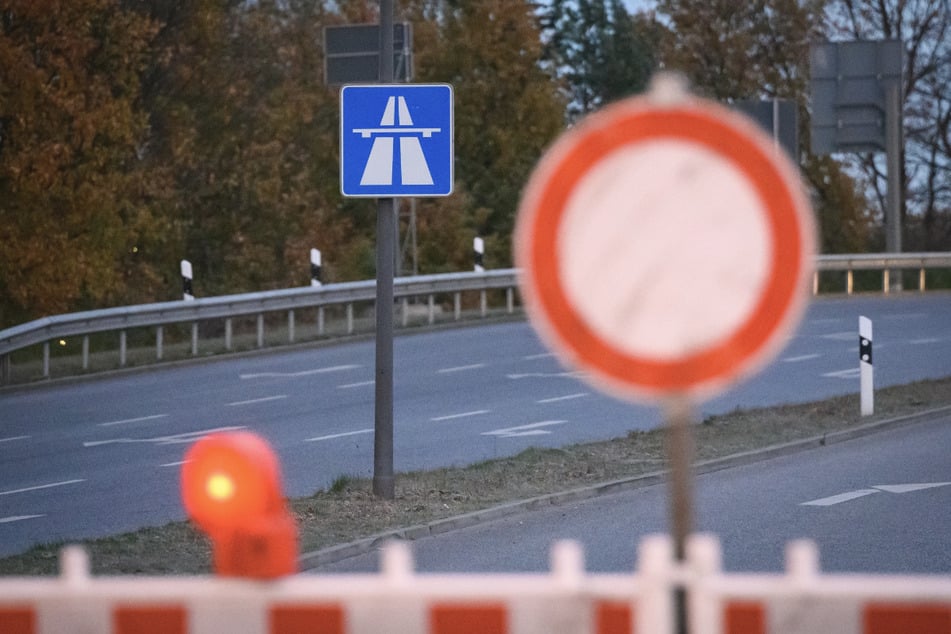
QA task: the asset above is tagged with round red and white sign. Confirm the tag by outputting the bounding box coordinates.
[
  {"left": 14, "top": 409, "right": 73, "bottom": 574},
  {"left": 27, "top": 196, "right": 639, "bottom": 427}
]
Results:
[{"left": 514, "top": 77, "right": 815, "bottom": 402}]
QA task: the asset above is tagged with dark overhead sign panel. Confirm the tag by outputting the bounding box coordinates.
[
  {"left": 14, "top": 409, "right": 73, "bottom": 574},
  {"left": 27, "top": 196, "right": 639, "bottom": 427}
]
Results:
[
  {"left": 324, "top": 23, "right": 413, "bottom": 85},
  {"left": 810, "top": 40, "right": 903, "bottom": 154}
]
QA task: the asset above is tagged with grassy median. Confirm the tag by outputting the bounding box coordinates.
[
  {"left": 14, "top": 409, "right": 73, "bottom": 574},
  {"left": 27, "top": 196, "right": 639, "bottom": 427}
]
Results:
[{"left": 1, "top": 376, "right": 950, "bottom": 576}]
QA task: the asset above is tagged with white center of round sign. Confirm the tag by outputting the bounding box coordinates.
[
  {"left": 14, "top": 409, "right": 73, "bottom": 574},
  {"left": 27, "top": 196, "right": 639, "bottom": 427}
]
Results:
[{"left": 559, "top": 140, "right": 770, "bottom": 360}]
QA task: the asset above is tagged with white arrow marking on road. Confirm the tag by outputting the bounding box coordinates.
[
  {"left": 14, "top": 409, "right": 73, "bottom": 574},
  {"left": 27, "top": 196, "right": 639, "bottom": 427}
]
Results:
[
  {"left": 801, "top": 489, "right": 881, "bottom": 506},
  {"left": 482, "top": 420, "right": 567, "bottom": 438},
  {"left": 241, "top": 365, "right": 360, "bottom": 379},
  {"left": 802, "top": 482, "right": 951, "bottom": 506},
  {"left": 872, "top": 482, "right": 951, "bottom": 494},
  {"left": 83, "top": 426, "right": 245, "bottom": 448},
  {"left": 98, "top": 414, "right": 169, "bottom": 427},
  {"left": 0, "top": 479, "right": 85, "bottom": 497},
  {"left": 0, "top": 515, "right": 45, "bottom": 524},
  {"left": 0, "top": 435, "right": 30, "bottom": 443}
]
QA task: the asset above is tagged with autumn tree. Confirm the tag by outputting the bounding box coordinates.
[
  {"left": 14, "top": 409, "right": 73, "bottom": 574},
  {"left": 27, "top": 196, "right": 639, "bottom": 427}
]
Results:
[
  {"left": 541, "top": 0, "right": 656, "bottom": 120},
  {"left": 654, "top": 0, "right": 874, "bottom": 253},
  {"left": 0, "top": 0, "right": 159, "bottom": 326},
  {"left": 410, "top": 0, "right": 565, "bottom": 266}
]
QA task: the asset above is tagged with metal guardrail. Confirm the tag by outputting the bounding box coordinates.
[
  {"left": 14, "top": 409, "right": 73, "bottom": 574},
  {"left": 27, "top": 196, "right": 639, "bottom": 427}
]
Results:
[{"left": 1, "top": 253, "right": 949, "bottom": 384}]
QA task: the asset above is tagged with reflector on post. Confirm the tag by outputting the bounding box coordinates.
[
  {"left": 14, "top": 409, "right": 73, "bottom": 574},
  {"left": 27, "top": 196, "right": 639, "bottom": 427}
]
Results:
[{"left": 181, "top": 432, "right": 298, "bottom": 579}]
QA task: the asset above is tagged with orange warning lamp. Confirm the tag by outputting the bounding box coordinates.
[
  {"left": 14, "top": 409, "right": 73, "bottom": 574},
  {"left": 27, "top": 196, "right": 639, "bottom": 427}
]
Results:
[{"left": 181, "top": 432, "right": 298, "bottom": 579}]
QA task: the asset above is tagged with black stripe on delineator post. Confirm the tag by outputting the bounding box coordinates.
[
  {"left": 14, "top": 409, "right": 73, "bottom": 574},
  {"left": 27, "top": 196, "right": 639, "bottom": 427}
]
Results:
[
  {"left": 180, "top": 260, "right": 194, "bottom": 301},
  {"left": 310, "top": 248, "right": 322, "bottom": 287},
  {"left": 860, "top": 315, "right": 873, "bottom": 416},
  {"left": 859, "top": 334, "right": 872, "bottom": 364},
  {"left": 474, "top": 236, "right": 484, "bottom": 272}
]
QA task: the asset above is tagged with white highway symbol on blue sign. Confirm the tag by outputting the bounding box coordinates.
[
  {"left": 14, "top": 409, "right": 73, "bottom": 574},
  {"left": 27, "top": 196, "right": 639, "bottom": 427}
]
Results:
[{"left": 340, "top": 84, "right": 453, "bottom": 197}]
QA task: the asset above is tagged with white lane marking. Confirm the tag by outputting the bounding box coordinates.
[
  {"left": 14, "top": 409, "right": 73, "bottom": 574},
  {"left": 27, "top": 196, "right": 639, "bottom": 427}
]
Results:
[
  {"left": 910, "top": 338, "right": 941, "bottom": 345},
  {"left": 882, "top": 312, "right": 926, "bottom": 320},
  {"left": 240, "top": 365, "right": 360, "bottom": 379},
  {"left": 801, "top": 489, "right": 880, "bottom": 506},
  {"left": 1, "top": 515, "right": 45, "bottom": 524},
  {"left": 783, "top": 353, "right": 821, "bottom": 363},
  {"left": 305, "top": 429, "right": 374, "bottom": 443},
  {"left": 482, "top": 420, "right": 567, "bottom": 438},
  {"left": 523, "top": 352, "right": 555, "bottom": 360},
  {"left": 821, "top": 332, "right": 855, "bottom": 341},
  {"left": 161, "top": 460, "right": 189, "bottom": 467},
  {"left": 507, "top": 371, "right": 583, "bottom": 380},
  {"left": 0, "top": 435, "right": 31, "bottom": 443},
  {"left": 873, "top": 482, "right": 951, "bottom": 494},
  {"left": 83, "top": 425, "right": 245, "bottom": 448},
  {"left": 431, "top": 410, "right": 490, "bottom": 422},
  {"left": 338, "top": 380, "right": 375, "bottom": 389},
  {"left": 98, "top": 414, "right": 169, "bottom": 427},
  {"left": 227, "top": 395, "right": 288, "bottom": 407},
  {"left": 0, "top": 479, "right": 85, "bottom": 497},
  {"left": 802, "top": 482, "right": 951, "bottom": 506},
  {"left": 437, "top": 363, "right": 487, "bottom": 374},
  {"left": 823, "top": 368, "right": 860, "bottom": 379},
  {"left": 537, "top": 393, "right": 588, "bottom": 404}
]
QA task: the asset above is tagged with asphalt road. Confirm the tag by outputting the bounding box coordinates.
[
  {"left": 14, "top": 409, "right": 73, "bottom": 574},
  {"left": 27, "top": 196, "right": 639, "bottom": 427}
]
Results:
[
  {"left": 315, "top": 412, "right": 951, "bottom": 575},
  {"left": 1, "top": 293, "right": 949, "bottom": 558}
]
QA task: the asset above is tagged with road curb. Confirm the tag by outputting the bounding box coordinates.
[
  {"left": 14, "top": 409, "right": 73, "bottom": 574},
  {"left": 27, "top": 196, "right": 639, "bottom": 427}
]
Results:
[{"left": 297, "top": 403, "right": 951, "bottom": 571}]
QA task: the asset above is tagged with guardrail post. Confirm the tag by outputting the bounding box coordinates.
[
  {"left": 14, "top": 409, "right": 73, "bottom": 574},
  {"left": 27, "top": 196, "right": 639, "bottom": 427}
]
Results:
[
  {"left": 225, "top": 319, "right": 232, "bottom": 350},
  {"left": 454, "top": 292, "right": 461, "bottom": 320},
  {"left": 919, "top": 267, "right": 926, "bottom": 291},
  {"left": 288, "top": 310, "right": 295, "bottom": 343},
  {"left": 119, "top": 331, "right": 127, "bottom": 367},
  {"left": 812, "top": 271, "right": 819, "bottom": 295},
  {"left": 191, "top": 323, "right": 198, "bottom": 356},
  {"left": 82, "top": 336, "right": 90, "bottom": 370},
  {"left": 480, "top": 290, "right": 487, "bottom": 317},
  {"left": 346, "top": 303, "right": 354, "bottom": 334},
  {"left": 1, "top": 353, "right": 10, "bottom": 383},
  {"left": 883, "top": 269, "right": 890, "bottom": 294},
  {"left": 847, "top": 270, "right": 854, "bottom": 295},
  {"left": 257, "top": 314, "right": 264, "bottom": 348},
  {"left": 317, "top": 307, "right": 325, "bottom": 336},
  {"left": 428, "top": 294, "right": 435, "bottom": 325},
  {"left": 506, "top": 287, "right": 514, "bottom": 314},
  {"left": 43, "top": 342, "right": 50, "bottom": 378},
  {"left": 156, "top": 326, "right": 164, "bottom": 360},
  {"left": 401, "top": 298, "right": 409, "bottom": 327}
]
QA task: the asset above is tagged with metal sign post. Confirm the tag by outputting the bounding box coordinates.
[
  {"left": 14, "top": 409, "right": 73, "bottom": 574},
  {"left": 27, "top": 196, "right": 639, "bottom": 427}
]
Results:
[
  {"left": 334, "top": 2, "right": 452, "bottom": 500},
  {"left": 373, "top": 0, "right": 397, "bottom": 500}
]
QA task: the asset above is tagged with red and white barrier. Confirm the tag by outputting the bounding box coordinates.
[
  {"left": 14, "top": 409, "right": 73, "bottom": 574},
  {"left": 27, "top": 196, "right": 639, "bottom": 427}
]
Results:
[{"left": 1, "top": 536, "right": 949, "bottom": 634}]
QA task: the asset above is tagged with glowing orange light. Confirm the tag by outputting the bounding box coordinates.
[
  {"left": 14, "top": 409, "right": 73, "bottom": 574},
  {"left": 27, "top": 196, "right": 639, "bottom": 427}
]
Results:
[
  {"left": 206, "top": 472, "right": 235, "bottom": 501},
  {"left": 180, "top": 432, "right": 298, "bottom": 579}
]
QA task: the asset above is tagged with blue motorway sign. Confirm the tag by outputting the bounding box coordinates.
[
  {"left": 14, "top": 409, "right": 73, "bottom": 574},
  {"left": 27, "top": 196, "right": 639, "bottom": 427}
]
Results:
[{"left": 340, "top": 84, "right": 453, "bottom": 197}]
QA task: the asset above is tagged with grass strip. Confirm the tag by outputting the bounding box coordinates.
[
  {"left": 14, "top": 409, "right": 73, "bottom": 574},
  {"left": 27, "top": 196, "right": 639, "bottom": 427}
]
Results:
[{"left": 1, "top": 376, "right": 949, "bottom": 576}]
